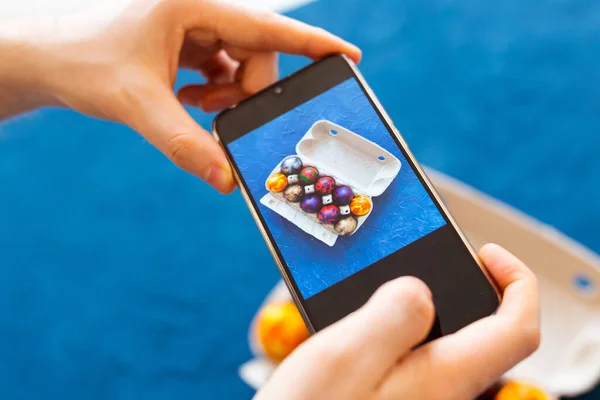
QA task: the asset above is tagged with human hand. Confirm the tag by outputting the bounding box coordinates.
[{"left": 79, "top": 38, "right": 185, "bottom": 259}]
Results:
[
  {"left": 4, "top": 0, "right": 360, "bottom": 193},
  {"left": 255, "top": 244, "right": 540, "bottom": 400}
]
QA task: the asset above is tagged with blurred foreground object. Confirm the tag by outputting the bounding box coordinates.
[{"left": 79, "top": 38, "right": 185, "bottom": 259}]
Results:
[
  {"left": 477, "top": 380, "right": 553, "bottom": 400},
  {"left": 256, "top": 302, "right": 309, "bottom": 362},
  {"left": 495, "top": 381, "right": 553, "bottom": 400}
]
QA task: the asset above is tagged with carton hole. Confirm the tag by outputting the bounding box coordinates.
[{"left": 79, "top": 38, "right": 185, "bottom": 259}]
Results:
[
  {"left": 378, "top": 156, "right": 386, "bottom": 162},
  {"left": 329, "top": 129, "right": 338, "bottom": 136},
  {"left": 573, "top": 274, "right": 596, "bottom": 295}
]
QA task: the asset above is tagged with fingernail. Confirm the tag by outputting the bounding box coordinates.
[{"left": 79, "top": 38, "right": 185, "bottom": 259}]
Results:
[{"left": 205, "top": 165, "right": 233, "bottom": 192}]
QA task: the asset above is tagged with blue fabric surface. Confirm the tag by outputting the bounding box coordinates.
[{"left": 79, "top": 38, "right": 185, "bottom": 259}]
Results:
[
  {"left": 0, "top": 0, "right": 599, "bottom": 398},
  {"left": 228, "top": 78, "right": 445, "bottom": 298}
]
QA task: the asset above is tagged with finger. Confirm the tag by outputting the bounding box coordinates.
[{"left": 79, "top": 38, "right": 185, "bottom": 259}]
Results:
[
  {"left": 122, "top": 82, "right": 236, "bottom": 194},
  {"left": 225, "top": 46, "right": 278, "bottom": 94},
  {"left": 378, "top": 244, "right": 540, "bottom": 400},
  {"left": 180, "top": 47, "right": 239, "bottom": 84},
  {"left": 302, "top": 277, "right": 435, "bottom": 382},
  {"left": 178, "top": 49, "right": 278, "bottom": 109},
  {"left": 178, "top": 82, "right": 245, "bottom": 112},
  {"left": 197, "top": 50, "right": 239, "bottom": 84},
  {"left": 185, "top": 2, "right": 361, "bottom": 63},
  {"left": 479, "top": 243, "right": 538, "bottom": 320}
]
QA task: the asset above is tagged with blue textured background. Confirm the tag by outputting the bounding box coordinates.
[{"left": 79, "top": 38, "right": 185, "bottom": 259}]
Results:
[
  {"left": 228, "top": 78, "right": 445, "bottom": 298},
  {"left": 0, "top": 0, "right": 599, "bottom": 398}
]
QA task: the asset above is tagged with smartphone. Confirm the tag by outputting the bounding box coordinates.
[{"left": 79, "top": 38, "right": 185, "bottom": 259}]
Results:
[{"left": 213, "top": 54, "right": 499, "bottom": 338}]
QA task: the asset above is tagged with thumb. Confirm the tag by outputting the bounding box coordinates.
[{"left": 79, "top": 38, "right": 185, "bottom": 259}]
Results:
[
  {"left": 307, "top": 277, "right": 435, "bottom": 382},
  {"left": 120, "top": 82, "right": 236, "bottom": 194}
]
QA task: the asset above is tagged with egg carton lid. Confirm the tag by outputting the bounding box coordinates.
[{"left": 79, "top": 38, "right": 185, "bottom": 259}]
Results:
[
  {"left": 427, "top": 169, "right": 600, "bottom": 398},
  {"left": 295, "top": 120, "right": 401, "bottom": 197},
  {"left": 240, "top": 169, "right": 600, "bottom": 398}
]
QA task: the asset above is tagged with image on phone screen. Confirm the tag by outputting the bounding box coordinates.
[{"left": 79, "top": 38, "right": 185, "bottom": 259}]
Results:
[
  {"left": 219, "top": 57, "right": 498, "bottom": 334},
  {"left": 228, "top": 78, "right": 446, "bottom": 298}
]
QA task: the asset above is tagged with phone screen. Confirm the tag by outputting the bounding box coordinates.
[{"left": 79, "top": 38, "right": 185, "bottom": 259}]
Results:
[{"left": 216, "top": 56, "right": 498, "bottom": 335}]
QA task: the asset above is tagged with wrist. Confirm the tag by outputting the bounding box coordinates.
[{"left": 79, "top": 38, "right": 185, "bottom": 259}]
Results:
[{"left": 0, "top": 19, "right": 65, "bottom": 119}]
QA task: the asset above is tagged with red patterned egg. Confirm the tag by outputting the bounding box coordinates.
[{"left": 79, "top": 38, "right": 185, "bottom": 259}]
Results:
[
  {"left": 315, "top": 176, "right": 336, "bottom": 195},
  {"left": 318, "top": 205, "right": 341, "bottom": 224}
]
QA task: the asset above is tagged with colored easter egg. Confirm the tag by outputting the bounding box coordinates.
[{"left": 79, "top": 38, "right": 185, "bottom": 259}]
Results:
[
  {"left": 318, "top": 205, "right": 341, "bottom": 224},
  {"left": 256, "top": 302, "right": 310, "bottom": 362},
  {"left": 333, "top": 185, "right": 354, "bottom": 206},
  {"left": 495, "top": 381, "right": 552, "bottom": 400},
  {"left": 299, "top": 166, "right": 319, "bottom": 185},
  {"left": 283, "top": 184, "right": 304, "bottom": 203},
  {"left": 301, "top": 194, "right": 322, "bottom": 213},
  {"left": 266, "top": 173, "right": 288, "bottom": 193},
  {"left": 315, "top": 176, "right": 336, "bottom": 195},
  {"left": 280, "top": 156, "right": 303, "bottom": 175},
  {"left": 334, "top": 216, "right": 358, "bottom": 235},
  {"left": 350, "top": 195, "right": 372, "bottom": 216}
]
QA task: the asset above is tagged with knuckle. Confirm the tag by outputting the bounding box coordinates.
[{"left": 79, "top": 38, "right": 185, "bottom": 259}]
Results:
[{"left": 167, "top": 133, "right": 198, "bottom": 170}]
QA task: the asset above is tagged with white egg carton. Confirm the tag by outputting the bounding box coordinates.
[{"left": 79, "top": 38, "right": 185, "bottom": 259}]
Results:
[
  {"left": 260, "top": 120, "right": 401, "bottom": 246},
  {"left": 242, "top": 169, "right": 600, "bottom": 399},
  {"left": 262, "top": 159, "right": 370, "bottom": 240}
]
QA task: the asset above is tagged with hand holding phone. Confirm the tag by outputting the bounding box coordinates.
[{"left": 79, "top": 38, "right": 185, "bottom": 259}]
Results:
[{"left": 254, "top": 244, "right": 540, "bottom": 400}]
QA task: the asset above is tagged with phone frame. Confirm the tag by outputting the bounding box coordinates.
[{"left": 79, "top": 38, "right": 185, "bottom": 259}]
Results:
[{"left": 212, "top": 54, "right": 501, "bottom": 334}]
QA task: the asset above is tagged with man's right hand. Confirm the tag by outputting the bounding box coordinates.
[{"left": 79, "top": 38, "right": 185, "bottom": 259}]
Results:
[{"left": 255, "top": 243, "right": 540, "bottom": 400}]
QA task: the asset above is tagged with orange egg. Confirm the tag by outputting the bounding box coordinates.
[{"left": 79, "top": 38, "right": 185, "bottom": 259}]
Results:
[
  {"left": 495, "top": 381, "right": 552, "bottom": 400},
  {"left": 350, "top": 195, "right": 372, "bottom": 216},
  {"left": 256, "top": 302, "right": 310, "bottom": 362},
  {"left": 266, "top": 173, "right": 288, "bottom": 193}
]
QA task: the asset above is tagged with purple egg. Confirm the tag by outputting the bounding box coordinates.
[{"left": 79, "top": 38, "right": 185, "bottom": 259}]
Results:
[
  {"left": 333, "top": 185, "right": 354, "bottom": 206},
  {"left": 301, "top": 194, "right": 322, "bottom": 214}
]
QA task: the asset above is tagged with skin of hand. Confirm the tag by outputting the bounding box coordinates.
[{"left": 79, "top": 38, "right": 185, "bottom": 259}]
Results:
[
  {"left": 255, "top": 243, "right": 540, "bottom": 400},
  {"left": 0, "top": 0, "right": 361, "bottom": 193}
]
